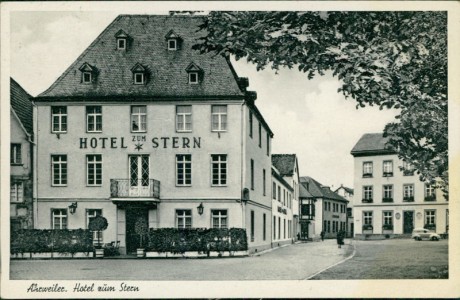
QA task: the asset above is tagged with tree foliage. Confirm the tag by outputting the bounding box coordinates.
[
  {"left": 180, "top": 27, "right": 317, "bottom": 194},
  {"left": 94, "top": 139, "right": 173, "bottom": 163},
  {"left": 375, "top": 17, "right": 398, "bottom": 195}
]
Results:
[{"left": 192, "top": 11, "right": 448, "bottom": 196}]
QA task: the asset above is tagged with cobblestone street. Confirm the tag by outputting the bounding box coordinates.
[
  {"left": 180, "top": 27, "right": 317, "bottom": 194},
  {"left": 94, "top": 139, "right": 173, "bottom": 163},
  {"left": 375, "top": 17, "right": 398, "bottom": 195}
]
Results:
[{"left": 10, "top": 239, "right": 352, "bottom": 280}]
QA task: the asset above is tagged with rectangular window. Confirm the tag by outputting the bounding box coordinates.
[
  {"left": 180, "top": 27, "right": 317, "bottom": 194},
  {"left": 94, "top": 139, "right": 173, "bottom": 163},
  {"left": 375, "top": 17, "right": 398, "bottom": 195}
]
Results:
[
  {"left": 86, "top": 106, "right": 102, "bottom": 132},
  {"left": 382, "top": 185, "right": 393, "bottom": 202},
  {"left": 266, "top": 132, "right": 270, "bottom": 156},
  {"left": 425, "top": 210, "right": 436, "bottom": 228},
  {"left": 51, "top": 106, "right": 67, "bottom": 133},
  {"left": 403, "top": 161, "right": 414, "bottom": 175},
  {"left": 273, "top": 216, "right": 276, "bottom": 239},
  {"left": 363, "top": 161, "right": 373, "bottom": 177},
  {"left": 117, "top": 38, "right": 126, "bottom": 50},
  {"left": 278, "top": 186, "right": 281, "bottom": 202},
  {"left": 327, "top": 220, "right": 331, "bottom": 233},
  {"left": 278, "top": 216, "right": 281, "bottom": 239},
  {"left": 425, "top": 184, "right": 436, "bottom": 201},
  {"left": 86, "top": 209, "right": 102, "bottom": 244},
  {"left": 189, "top": 72, "right": 199, "bottom": 84},
  {"left": 383, "top": 160, "right": 393, "bottom": 177},
  {"left": 258, "top": 122, "right": 262, "bottom": 148},
  {"left": 176, "top": 209, "right": 192, "bottom": 229},
  {"left": 263, "top": 213, "right": 266, "bottom": 241},
  {"left": 250, "top": 210, "right": 255, "bottom": 242},
  {"left": 10, "top": 182, "right": 24, "bottom": 203},
  {"left": 403, "top": 184, "right": 415, "bottom": 201},
  {"left": 134, "top": 73, "right": 145, "bottom": 85},
  {"left": 249, "top": 112, "right": 253, "bottom": 138},
  {"left": 250, "top": 159, "right": 254, "bottom": 190},
  {"left": 168, "top": 39, "right": 177, "bottom": 50},
  {"left": 211, "top": 105, "right": 227, "bottom": 132},
  {"left": 272, "top": 182, "right": 276, "bottom": 200},
  {"left": 82, "top": 72, "right": 92, "bottom": 83},
  {"left": 10, "top": 144, "right": 22, "bottom": 164},
  {"left": 52, "top": 209, "right": 68, "bottom": 229},
  {"left": 263, "top": 169, "right": 266, "bottom": 196},
  {"left": 211, "top": 154, "right": 227, "bottom": 186},
  {"left": 87, "top": 155, "right": 102, "bottom": 186},
  {"left": 363, "top": 211, "right": 373, "bottom": 226},
  {"left": 283, "top": 219, "right": 286, "bottom": 239},
  {"left": 176, "top": 105, "right": 192, "bottom": 132},
  {"left": 363, "top": 186, "right": 373, "bottom": 202},
  {"left": 176, "top": 154, "right": 192, "bottom": 186},
  {"left": 323, "top": 220, "right": 327, "bottom": 233},
  {"left": 51, "top": 155, "right": 67, "bottom": 186},
  {"left": 383, "top": 211, "right": 393, "bottom": 228},
  {"left": 211, "top": 210, "right": 227, "bottom": 229},
  {"left": 131, "top": 106, "right": 147, "bottom": 132}
]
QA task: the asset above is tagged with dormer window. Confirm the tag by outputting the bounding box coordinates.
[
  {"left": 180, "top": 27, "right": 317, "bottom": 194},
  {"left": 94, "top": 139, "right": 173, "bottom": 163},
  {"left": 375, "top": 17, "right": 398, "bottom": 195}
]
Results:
[
  {"left": 79, "top": 63, "right": 98, "bottom": 84},
  {"left": 189, "top": 72, "right": 199, "bottom": 84},
  {"left": 165, "top": 30, "right": 182, "bottom": 51},
  {"left": 131, "top": 63, "right": 149, "bottom": 85},
  {"left": 185, "top": 62, "right": 203, "bottom": 85},
  {"left": 115, "top": 29, "right": 129, "bottom": 51}
]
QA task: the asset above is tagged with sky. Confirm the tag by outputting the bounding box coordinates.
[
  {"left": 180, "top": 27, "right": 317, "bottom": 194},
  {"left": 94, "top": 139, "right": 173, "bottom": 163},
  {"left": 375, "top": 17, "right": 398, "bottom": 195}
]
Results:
[{"left": 9, "top": 11, "right": 398, "bottom": 190}]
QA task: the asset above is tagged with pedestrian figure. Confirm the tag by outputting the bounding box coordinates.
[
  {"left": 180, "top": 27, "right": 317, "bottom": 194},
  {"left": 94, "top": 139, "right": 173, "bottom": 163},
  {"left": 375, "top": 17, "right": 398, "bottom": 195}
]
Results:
[
  {"left": 337, "top": 230, "right": 345, "bottom": 248},
  {"left": 320, "top": 231, "right": 325, "bottom": 242}
]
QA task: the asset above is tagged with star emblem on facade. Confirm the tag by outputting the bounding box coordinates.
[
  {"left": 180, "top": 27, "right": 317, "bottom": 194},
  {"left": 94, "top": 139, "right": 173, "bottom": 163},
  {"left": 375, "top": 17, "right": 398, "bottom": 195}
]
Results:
[{"left": 134, "top": 143, "right": 143, "bottom": 151}]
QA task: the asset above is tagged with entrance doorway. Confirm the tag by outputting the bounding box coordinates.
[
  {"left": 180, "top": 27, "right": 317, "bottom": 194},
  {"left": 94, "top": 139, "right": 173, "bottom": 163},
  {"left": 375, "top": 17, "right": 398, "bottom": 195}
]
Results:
[
  {"left": 403, "top": 211, "right": 414, "bottom": 234},
  {"left": 125, "top": 208, "right": 149, "bottom": 253},
  {"left": 300, "top": 222, "right": 309, "bottom": 240}
]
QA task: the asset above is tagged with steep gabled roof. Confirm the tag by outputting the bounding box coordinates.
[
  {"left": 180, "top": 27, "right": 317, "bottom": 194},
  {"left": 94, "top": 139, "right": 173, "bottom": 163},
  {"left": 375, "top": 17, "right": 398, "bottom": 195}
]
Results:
[
  {"left": 351, "top": 133, "right": 395, "bottom": 156},
  {"left": 36, "top": 15, "right": 245, "bottom": 100},
  {"left": 335, "top": 185, "right": 354, "bottom": 195},
  {"left": 299, "top": 182, "right": 313, "bottom": 198},
  {"left": 10, "top": 78, "right": 33, "bottom": 136},
  {"left": 272, "top": 154, "right": 297, "bottom": 177},
  {"left": 300, "top": 176, "right": 348, "bottom": 202}
]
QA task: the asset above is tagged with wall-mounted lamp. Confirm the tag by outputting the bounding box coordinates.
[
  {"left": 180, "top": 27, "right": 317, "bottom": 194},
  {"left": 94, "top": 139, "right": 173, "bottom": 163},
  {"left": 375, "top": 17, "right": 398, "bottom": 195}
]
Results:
[
  {"left": 197, "top": 202, "right": 204, "bottom": 215},
  {"left": 69, "top": 202, "right": 78, "bottom": 214}
]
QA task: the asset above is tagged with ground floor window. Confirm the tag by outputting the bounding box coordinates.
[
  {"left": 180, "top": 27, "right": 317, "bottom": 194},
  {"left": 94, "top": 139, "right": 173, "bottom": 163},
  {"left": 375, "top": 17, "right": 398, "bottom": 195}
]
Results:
[
  {"left": 211, "top": 209, "right": 227, "bottom": 228},
  {"left": 86, "top": 209, "right": 103, "bottom": 244},
  {"left": 383, "top": 211, "right": 393, "bottom": 230},
  {"left": 176, "top": 209, "right": 192, "bottom": 229},
  {"left": 284, "top": 219, "right": 286, "bottom": 239},
  {"left": 10, "top": 182, "right": 24, "bottom": 203},
  {"left": 263, "top": 213, "right": 266, "bottom": 241},
  {"left": 363, "top": 211, "right": 373, "bottom": 230},
  {"left": 278, "top": 216, "right": 281, "bottom": 239},
  {"left": 273, "top": 216, "right": 276, "bottom": 240},
  {"left": 52, "top": 209, "right": 67, "bottom": 229},
  {"left": 250, "top": 210, "right": 255, "bottom": 242},
  {"left": 425, "top": 210, "right": 436, "bottom": 229},
  {"left": 327, "top": 220, "right": 331, "bottom": 233}
]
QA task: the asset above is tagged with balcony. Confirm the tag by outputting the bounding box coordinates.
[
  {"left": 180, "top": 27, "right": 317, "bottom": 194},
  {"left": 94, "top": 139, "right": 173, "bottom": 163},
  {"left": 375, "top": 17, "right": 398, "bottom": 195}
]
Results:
[{"left": 110, "top": 179, "right": 160, "bottom": 199}]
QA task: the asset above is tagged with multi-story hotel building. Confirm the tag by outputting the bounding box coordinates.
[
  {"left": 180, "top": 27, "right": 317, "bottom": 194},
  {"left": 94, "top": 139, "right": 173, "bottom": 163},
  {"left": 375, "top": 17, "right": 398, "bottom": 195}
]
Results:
[
  {"left": 271, "top": 166, "right": 294, "bottom": 246},
  {"left": 299, "top": 176, "right": 348, "bottom": 239},
  {"left": 33, "top": 15, "right": 274, "bottom": 254},
  {"left": 10, "top": 78, "right": 34, "bottom": 230},
  {"left": 351, "top": 133, "right": 448, "bottom": 238},
  {"left": 271, "top": 154, "right": 300, "bottom": 241}
]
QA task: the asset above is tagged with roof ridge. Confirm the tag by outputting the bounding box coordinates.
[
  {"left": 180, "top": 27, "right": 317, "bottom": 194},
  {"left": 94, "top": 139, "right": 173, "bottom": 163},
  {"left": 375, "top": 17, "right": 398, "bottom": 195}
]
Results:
[{"left": 37, "top": 15, "right": 123, "bottom": 97}]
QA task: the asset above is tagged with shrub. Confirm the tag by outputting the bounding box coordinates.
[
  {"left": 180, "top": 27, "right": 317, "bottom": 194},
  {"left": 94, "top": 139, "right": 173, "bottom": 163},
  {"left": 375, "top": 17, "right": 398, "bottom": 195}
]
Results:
[
  {"left": 146, "top": 228, "right": 248, "bottom": 254},
  {"left": 11, "top": 229, "right": 93, "bottom": 254}
]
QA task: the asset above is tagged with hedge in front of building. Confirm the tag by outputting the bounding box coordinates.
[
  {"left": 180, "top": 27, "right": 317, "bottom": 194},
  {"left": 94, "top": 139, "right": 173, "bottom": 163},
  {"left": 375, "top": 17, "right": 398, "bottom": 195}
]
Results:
[
  {"left": 11, "top": 229, "right": 93, "bottom": 254},
  {"left": 146, "top": 228, "right": 248, "bottom": 254}
]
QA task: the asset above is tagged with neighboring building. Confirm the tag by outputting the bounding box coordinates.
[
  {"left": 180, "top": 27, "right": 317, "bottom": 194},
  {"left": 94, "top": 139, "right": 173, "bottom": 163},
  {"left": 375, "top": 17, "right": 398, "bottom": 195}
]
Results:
[
  {"left": 298, "top": 182, "right": 315, "bottom": 240},
  {"left": 271, "top": 154, "right": 300, "bottom": 240},
  {"left": 33, "top": 15, "right": 274, "bottom": 254},
  {"left": 299, "top": 176, "right": 348, "bottom": 239},
  {"left": 10, "top": 78, "right": 34, "bottom": 230},
  {"left": 335, "top": 185, "right": 354, "bottom": 237},
  {"left": 271, "top": 166, "right": 294, "bottom": 246},
  {"left": 351, "top": 133, "right": 448, "bottom": 238}
]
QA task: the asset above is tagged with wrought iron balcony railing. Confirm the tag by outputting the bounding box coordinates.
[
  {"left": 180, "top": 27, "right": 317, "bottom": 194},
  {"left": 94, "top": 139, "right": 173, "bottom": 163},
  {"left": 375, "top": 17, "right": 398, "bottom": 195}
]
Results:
[{"left": 110, "top": 179, "right": 160, "bottom": 199}]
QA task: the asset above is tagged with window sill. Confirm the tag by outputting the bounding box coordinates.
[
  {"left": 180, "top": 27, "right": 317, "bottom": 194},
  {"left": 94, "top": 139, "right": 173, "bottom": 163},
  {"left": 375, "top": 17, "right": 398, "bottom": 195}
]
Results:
[
  {"left": 176, "top": 185, "right": 192, "bottom": 187},
  {"left": 86, "top": 185, "right": 102, "bottom": 187},
  {"left": 10, "top": 163, "right": 24, "bottom": 166},
  {"left": 211, "top": 130, "right": 227, "bottom": 133},
  {"left": 211, "top": 184, "right": 227, "bottom": 187},
  {"left": 131, "top": 130, "right": 147, "bottom": 133},
  {"left": 52, "top": 184, "right": 68, "bottom": 187},
  {"left": 51, "top": 131, "right": 67, "bottom": 134},
  {"left": 176, "top": 130, "right": 193, "bottom": 133},
  {"left": 86, "top": 131, "right": 103, "bottom": 134}
]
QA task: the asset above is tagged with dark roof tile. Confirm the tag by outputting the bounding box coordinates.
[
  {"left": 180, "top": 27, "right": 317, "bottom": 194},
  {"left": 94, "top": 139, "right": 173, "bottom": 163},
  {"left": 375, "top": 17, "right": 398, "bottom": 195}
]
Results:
[
  {"left": 272, "top": 154, "right": 297, "bottom": 176},
  {"left": 10, "top": 78, "right": 33, "bottom": 136},
  {"left": 300, "top": 176, "right": 348, "bottom": 202},
  {"left": 351, "top": 133, "right": 395, "bottom": 156},
  {"left": 37, "top": 15, "right": 245, "bottom": 100}
]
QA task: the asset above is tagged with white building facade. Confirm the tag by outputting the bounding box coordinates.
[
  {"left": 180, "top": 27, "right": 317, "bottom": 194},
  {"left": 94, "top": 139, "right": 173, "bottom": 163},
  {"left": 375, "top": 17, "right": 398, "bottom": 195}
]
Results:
[
  {"left": 351, "top": 133, "right": 448, "bottom": 238},
  {"left": 33, "top": 15, "right": 274, "bottom": 254},
  {"left": 271, "top": 167, "right": 294, "bottom": 246}
]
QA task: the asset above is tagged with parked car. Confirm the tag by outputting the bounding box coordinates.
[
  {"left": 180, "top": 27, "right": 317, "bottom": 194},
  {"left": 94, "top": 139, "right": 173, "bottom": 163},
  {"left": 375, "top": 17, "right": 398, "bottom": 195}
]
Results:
[{"left": 412, "top": 228, "right": 441, "bottom": 241}]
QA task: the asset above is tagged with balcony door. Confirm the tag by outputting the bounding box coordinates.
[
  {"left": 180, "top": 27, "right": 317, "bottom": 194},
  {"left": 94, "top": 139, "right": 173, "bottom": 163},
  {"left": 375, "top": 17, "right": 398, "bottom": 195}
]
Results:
[{"left": 129, "top": 155, "right": 150, "bottom": 197}]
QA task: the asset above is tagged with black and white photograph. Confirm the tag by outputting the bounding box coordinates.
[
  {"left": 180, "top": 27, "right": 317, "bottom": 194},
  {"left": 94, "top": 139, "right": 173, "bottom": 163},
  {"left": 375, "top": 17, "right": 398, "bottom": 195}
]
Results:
[{"left": 1, "top": 1, "right": 459, "bottom": 298}]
